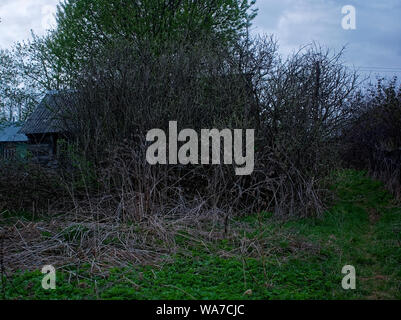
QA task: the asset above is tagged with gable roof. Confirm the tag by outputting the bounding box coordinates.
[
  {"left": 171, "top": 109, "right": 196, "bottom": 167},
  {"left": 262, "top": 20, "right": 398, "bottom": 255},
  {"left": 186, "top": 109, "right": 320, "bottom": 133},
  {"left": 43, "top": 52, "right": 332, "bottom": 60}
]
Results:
[
  {"left": 19, "top": 91, "right": 72, "bottom": 135},
  {"left": 0, "top": 123, "right": 28, "bottom": 142}
]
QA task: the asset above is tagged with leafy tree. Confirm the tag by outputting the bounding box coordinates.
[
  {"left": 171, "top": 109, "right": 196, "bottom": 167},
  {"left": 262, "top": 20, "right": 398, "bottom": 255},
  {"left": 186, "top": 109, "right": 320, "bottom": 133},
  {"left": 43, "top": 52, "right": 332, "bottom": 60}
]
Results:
[
  {"left": 0, "top": 49, "right": 16, "bottom": 121},
  {"left": 49, "top": 0, "right": 257, "bottom": 70},
  {"left": 0, "top": 35, "right": 55, "bottom": 121},
  {"left": 0, "top": 48, "right": 41, "bottom": 121},
  {"left": 13, "top": 33, "right": 67, "bottom": 91}
]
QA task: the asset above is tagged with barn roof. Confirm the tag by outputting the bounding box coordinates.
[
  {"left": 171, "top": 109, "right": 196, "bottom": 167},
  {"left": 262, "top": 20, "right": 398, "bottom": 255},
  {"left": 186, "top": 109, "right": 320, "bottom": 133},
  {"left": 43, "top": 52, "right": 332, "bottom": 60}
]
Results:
[
  {"left": 19, "top": 91, "right": 73, "bottom": 135},
  {"left": 0, "top": 123, "right": 28, "bottom": 142}
]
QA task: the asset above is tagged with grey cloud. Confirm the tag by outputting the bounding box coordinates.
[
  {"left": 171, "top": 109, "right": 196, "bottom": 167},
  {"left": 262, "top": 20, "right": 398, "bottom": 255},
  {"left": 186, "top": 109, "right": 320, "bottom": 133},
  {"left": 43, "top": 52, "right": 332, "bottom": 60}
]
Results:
[
  {"left": 253, "top": 0, "right": 401, "bottom": 77},
  {"left": 0, "top": 0, "right": 58, "bottom": 49}
]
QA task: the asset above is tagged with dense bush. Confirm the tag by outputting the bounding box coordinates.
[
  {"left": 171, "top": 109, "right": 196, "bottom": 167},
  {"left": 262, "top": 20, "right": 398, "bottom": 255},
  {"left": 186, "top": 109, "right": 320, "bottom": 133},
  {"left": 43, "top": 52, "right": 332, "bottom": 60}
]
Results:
[
  {"left": 0, "top": 161, "right": 67, "bottom": 215},
  {"left": 55, "top": 37, "right": 358, "bottom": 220},
  {"left": 342, "top": 78, "right": 401, "bottom": 198}
]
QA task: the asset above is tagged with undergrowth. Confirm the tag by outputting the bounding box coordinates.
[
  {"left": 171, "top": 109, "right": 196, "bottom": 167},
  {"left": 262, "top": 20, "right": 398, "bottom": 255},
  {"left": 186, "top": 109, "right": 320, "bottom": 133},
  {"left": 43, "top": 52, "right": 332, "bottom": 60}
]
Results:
[{"left": 1, "top": 170, "right": 400, "bottom": 300}]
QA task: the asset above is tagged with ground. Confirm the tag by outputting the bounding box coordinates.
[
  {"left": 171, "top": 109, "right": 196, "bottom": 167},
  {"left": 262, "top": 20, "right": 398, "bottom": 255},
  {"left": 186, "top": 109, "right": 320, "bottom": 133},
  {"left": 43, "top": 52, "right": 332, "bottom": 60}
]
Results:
[{"left": 1, "top": 170, "right": 400, "bottom": 299}]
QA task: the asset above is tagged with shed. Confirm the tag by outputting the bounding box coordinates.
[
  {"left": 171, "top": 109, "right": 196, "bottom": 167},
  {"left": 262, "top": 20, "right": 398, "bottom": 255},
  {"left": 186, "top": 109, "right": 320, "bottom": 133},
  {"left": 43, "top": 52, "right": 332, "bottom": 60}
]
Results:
[
  {"left": 19, "top": 91, "right": 72, "bottom": 158},
  {"left": 0, "top": 123, "right": 28, "bottom": 160}
]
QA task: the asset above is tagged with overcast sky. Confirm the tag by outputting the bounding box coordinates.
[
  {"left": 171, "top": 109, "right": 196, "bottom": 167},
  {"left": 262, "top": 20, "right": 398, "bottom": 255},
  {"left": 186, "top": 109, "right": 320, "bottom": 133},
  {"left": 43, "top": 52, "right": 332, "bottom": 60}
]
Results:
[{"left": 0, "top": 0, "right": 400, "bottom": 78}]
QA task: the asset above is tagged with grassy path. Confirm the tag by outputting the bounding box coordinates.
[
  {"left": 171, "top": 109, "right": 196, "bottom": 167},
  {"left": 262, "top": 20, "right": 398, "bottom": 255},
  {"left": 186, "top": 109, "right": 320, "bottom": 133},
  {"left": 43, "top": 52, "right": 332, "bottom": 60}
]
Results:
[
  {"left": 1, "top": 170, "right": 400, "bottom": 299},
  {"left": 319, "top": 170, "right": 401, "bottom": 298}
]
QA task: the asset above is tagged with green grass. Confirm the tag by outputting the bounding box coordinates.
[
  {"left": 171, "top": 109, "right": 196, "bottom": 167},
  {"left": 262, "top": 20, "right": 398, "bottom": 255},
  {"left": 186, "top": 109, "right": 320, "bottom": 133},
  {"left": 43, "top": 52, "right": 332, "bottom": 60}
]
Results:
[{"left": 1, "top": 169, "right": 400, "bottom": 300}]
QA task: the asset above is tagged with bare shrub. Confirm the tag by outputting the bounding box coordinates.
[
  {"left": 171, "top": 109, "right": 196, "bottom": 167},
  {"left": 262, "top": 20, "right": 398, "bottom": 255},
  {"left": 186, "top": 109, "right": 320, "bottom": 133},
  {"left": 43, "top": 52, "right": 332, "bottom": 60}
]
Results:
[
  {"left": 342, "top": 77, "right": 401, "bottom": 198},
  {"left": 256, "top": 44, "right": 358, "bottom": 216},
  {"left": 58, "top": 38, "right": 357, "bottom": 220}
]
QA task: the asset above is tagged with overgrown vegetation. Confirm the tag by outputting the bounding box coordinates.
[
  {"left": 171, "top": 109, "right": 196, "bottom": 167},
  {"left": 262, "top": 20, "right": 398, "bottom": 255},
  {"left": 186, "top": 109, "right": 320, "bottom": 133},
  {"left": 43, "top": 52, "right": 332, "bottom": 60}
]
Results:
[
  {"left": 1, "top": 170, "right": 400, "bottom": 299},
  {"left": 48, "top": 37, "right": 357, "bottom": 220},
  {"left": 0, "top": 0, "right": 400, "bottom": 300},
  {"left": 0, "top": 161, "right": 66, "bottom": 214},
  {"left": 342, "top": 77, "right": 401, "bottom": 199}
]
